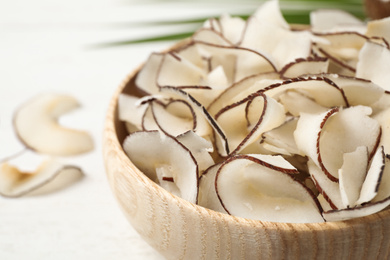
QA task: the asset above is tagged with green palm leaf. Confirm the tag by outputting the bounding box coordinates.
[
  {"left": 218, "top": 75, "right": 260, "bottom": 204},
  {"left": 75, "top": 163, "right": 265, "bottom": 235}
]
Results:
[{"left": 96, "top": 0, "right": 365, "bottom": 47}]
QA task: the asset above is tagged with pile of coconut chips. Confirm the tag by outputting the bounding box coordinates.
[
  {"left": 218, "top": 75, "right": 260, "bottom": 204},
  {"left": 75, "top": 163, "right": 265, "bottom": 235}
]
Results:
[{"left": 119, "top": 0, "right": 390, "bottom": 223}]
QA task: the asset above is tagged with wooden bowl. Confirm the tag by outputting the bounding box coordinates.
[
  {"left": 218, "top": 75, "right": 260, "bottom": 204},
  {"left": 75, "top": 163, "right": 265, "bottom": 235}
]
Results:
[{"left": 103, "top": 42, "right": 390, "bottom": 259}]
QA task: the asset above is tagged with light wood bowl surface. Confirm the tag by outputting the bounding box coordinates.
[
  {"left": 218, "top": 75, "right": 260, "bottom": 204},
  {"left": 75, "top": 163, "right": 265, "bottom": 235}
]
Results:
[{"left": 103, "top": 41, "right": 390, "bottom": 260}]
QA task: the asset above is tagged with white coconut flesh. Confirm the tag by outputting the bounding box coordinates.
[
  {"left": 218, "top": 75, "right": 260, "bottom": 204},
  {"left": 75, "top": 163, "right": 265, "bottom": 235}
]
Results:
[
  {"left": 192, "top": 28, "right": 233, "bottom": 46},
  {"left": 295, "top": 106, "right": 381, "bottom": 182},
  {"left": 215, "top": 14, "right": 246, "bottom": 45},
  {"left": 307, "top": 159, "right": 344, "bottom": 210},
  {"left": 262, "top": 77, "right": 349, "bottom": 108},
  {"left": 192, "top": 42, "right": 277, "bottom": 83},
  {"left": 135, "top": 52, "right": 165, "bottom": 95},
  {"left": 279, "top": 58, "right": 329, "bottom": 79},
  {"left": 323, "top": 74, "right": 384, "bottom": 106},
  {"left": 319, "top": 106, "right": 381, "bottom": 181},
  {"left": 310, "top": 9, "right": 364, "bottom": 33},
  {"left": 366, "top": 17, "right": 390, "bottom": 44},
  {"left": 207, "top": 75, "right": 281, "bottom": 116},
  {"left": 197, "top": 164, "right": 227, "bottom": 213},
  {"left": 215, "top": 93, "right": 285, "bottom": 154},
  {"left": 123, "top": 131, "right": 199, "bottom": 204},
  {"left": 279, "top": 91, "right": 328, "bottom": 117},
  {"left": 261, "top": 118, "right": 300, "bottom": 156},
  {"left": 176, "top": 130, "right": 214, "bottom": 175},
  {"left": 338, "top": 146, "right": 369, "bottom": 208},
  {"left": 215, "top": 154, "right": 324, "bottom": 223},
  {"left": 160, "top": 86, "right": 230, "bottom": 156},
  {"left": 157, "top": 52, "right": 207, "bottom": 89},
  {"left": 356, "top": 41, "right": 390, "bottom": 92},
  {"left": 118, "top": 93, "right": 149, "bottom": 132},
  {"left": 148, "top": 100, "right": 196, "bottom": 136},
  {"left": 14, "top": 93, "right": 94, "bottom": 156},
  {"left": 323, "top": 150, "right": 390, "bottom": 222},
  {"left": 356, "top": 146, "right": 385, "bottom": 205}
]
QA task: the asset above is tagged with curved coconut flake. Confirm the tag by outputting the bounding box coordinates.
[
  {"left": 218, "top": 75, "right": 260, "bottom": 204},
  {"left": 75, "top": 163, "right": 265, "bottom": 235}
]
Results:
[
  {"left": 193, "top": 41, "right": 277, "bottom": 83},
  {"left": 141, "top": 103, "right": 159, "bottom": 132},
  {"left": 182, "top": 65, "right": 230, "bottom": 107},
  {"left": 203, "top": 17, "right": 222, "bottom": 33},
  {"left": 279, "top": 91, "right": 328, "bottom": 117},
  {"left": 319, "top": 106, "right": 381, "bottom": 181},
  {"left": 177, "top": 130, "right": 214, "bottom": 175},
  {"left": 164, "top": 99, "right": 195, "bottom": 119},
  {"left": 218, "top": 13, "right": 246, "bottom": 45},
  {"left": 314, "top": 32, "right": 368, "bottom": 50},
  {"left": 241, "top": 17, "right": 314, "bottom": 70},
  {"left": 313, "top": 46, "right": 357, "bottom": 76},
  {"left": 366, "top": 16, "right": 390, "bottom": 45},
  {"left": 14, "top": 93, "right": 94, "bottom": 156},
  {"left": 135, "top": 52, "right": 164, "bottom": 94},
  {"left": 216, "top": 154, "right": 324, "bottom": 223},
  {"left": 279, "top": 57, "right": 329, "bottom": 79},
  {"left": 208, "top": 73, "right": 281, "bottom": 116},
  {"left": 175, "top": 42, "right": 210, "bottom": 72},
  {"left": 157, "top": 51, "right": 207, "bottom": 88},
  {"left": 246, "top": 94, "right": 286, "bottom": 136},
  {"left": 252, "top": 0, "right": 289, "bottom": 29},
  {"left": 262, "top": 118, "right": 300, "bottom": 156},
  {"left": 123, "top": 131, "right": 199, "bottom": 204},
  {"left": 159, "top": 87, "right": 213, "bottom": 137},
  {"left": 192, "top": 28, "right": 233, "bottom": 46},
  {"left": 150, "top": 100, "right": 195, "bottom": 137},
  {"left": 323, "top": 196, "right": 390, "bottom": 222},
  {"left": 310, "top": 9, "right": 364, "bottom": 33},
  {"left": 263, "top": 77, "right": 349, "bottom": 108},
  {"left": 324, "top": 74, "right": 385, "bottom": 106},
  {"left": 259, "top": 143, "right": 291, "bottom": 156},
  {"left": 307, "top": 160, "right": 343, "bottom": 210},
  {"left": 216, "top": 92, "right": 285, "bottom": 154},
  {"left": 0, "top": 151, "right": 83, "bottom": 198},
  {"left": 356, "top": 146, "right": 385, "bottom": 205},
  {"left": 312, "top": 32, "right": 368, "bottom": 75},
  {"left": 294, "top": 108, "right": 339, "bottom": 181},
  {"left": 214, "top": 97, "right": 254, "bottom": 154},
  {"left": 338, "top": 146, "right": 369, "bottom": 208},
  {"left": 160, "top": 86, "right": 229, "bottom": 156},
  {"left": 197, "top": 164, "right": 227, "bottom": 213},
  {"left": 118, "top": 94, "right": 149, "bottom": 132},
  {"left": 207, "top": 65, "right": 230, "bottom": 92},
  {"left": 356, "top": 41, "right": 390, "bottom": 92},
  {"left": 249, "top": 153, "right": 300, "bottom": 171},
  {"left": 296, "top": 106, "right": 380, "bottom": 182}
]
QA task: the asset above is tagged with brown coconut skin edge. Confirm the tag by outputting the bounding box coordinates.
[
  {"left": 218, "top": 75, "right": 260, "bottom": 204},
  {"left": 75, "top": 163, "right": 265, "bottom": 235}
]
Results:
[{"left": 103, "top": 40, "right": 390, "bottom": 259}]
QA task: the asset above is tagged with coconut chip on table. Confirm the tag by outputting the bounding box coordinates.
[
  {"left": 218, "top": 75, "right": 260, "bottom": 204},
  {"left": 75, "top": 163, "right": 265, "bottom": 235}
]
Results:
[
  {"left": 0, "top": 93, "right": 94, "bottom": 197},
  {"left": 119, "top": 0, "right": 390, "bottom": 223}
]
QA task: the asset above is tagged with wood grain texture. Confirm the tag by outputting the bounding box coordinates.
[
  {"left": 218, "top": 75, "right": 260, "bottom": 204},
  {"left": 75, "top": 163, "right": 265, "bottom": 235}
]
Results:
[{"left": 103, "top": 41, "right": 390, "bottom": 260}]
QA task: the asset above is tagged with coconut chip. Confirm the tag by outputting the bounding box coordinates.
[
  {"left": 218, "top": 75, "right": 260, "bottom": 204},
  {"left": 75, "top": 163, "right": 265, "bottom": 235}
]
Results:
[
  {"left": 14, "top": 93, "right": 94, "bottom": 156},
  {"left": 0, "top": 150, "right": 83, "bottom": 198}
]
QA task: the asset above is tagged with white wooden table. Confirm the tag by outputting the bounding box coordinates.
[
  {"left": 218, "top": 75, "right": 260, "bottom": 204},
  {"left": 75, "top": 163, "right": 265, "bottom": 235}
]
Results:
[{"left": 0, "top": 1, "right": 256, "bottom": 259}]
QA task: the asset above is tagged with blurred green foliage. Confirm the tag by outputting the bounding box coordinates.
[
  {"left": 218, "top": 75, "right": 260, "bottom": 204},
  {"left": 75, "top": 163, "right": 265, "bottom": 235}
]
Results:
[{"left": 99, "top": 0, "right": 365, "bottom": 47}]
